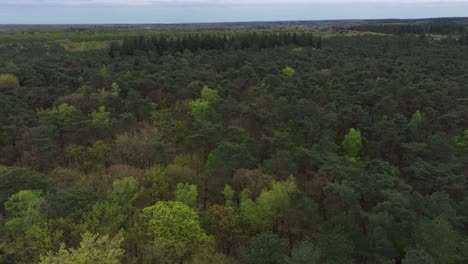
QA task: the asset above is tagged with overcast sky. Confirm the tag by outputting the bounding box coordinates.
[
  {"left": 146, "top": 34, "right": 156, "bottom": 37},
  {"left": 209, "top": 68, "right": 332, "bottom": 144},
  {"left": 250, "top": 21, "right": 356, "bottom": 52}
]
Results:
[{"left": 1, "top": 0, "right": 468, "bottom": 24}]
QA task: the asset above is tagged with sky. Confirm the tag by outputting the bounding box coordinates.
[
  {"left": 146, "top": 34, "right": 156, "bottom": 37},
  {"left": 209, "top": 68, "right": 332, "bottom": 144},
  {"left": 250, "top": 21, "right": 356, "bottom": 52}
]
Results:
[{"left": 1, "top": 0, "right": 468, "bottom": 24}]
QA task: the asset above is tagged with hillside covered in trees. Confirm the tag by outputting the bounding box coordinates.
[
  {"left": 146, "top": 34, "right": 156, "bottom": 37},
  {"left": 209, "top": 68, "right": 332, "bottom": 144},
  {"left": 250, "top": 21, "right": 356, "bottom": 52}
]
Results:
[{"left": 0, "top": 19, "right": 467, "bottom": 264}]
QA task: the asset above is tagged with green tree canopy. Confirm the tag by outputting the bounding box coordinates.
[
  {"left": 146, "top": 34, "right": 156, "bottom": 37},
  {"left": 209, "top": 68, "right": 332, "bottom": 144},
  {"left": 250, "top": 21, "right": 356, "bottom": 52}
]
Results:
[
  {"left": 175, "top": 183, "right": 198, "bottom": 208},
  {"left": 342, "top": 128, "right": 363, "bottom": 159},
  {"left": 142, "top": 201, "right": 212, "bottom": 249},
  {"left": 245, "top": 232, "right": 288, "bottom": 264},
  {"left": 0, "top": 73, "right": 19, "bottom": 93},
  {"left": 39, "top": 232, "right": 124, "bottom": 264}
]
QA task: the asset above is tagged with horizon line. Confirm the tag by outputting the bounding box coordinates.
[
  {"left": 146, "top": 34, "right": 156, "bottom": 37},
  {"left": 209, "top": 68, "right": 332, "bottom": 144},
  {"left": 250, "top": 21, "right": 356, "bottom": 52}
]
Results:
[{"left": 1, "top": 16, "right": 467, "bottom": 26}]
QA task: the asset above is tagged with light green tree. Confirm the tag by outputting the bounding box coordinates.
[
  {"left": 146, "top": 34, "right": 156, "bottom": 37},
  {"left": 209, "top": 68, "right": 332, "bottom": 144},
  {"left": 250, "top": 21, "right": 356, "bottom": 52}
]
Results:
[
  {"left": 88, "top": 140, "right": 112, "bottom": 165},
  {"left": 175, "top": 183, "right": 198, "bottom": 208},
  {"left": 111, "top": 82, "right": 120, "bottom": 96},
  {"left": 410, "top": 110, "right": 423, "bottom": 126},
  {"left": 282, "top": 67, "right": 296, "bottom": 77},
  {"left": 110, "top": 177, "right": 139, "bottom": 206},
  {"left": 223, "top": 184, "right": 235, "bottom": 207},
  {"left": 200, "top": 86, "right": 220, "bottom": 103},
  {"left": 140, "top": 166, "right": 171, "bottom": 203},
  {"left": 453, "top": 130, "right": 468, "bottom": 148},
  {"left": 240, "top": 178, "right": 297, "bottom": 231},
  {"left": 65, "top": 140, "right": 111, "bottom": 171},
  {"left": 189, "top": 86, "right": 220, "bottom": 122},
  {"left": 4, "top": 190, "right": 44, "bottom": 232},
  {"left": 3, "top": 190, "right": 62, "bottom": 263},
  {"left": 90, "top": 106, "right": 112, "bottom": 128},
  {"left": 39, "top": 232, "right": 124, "bottom": 264},
  {"left": 81, "top": 177, "right": 139, "bottom": 235},
  {"left": 0, "top": 73, "right": 19, "bottom": 93},
  {"left": 342, "top": 128, "right": 362, "bottom": 159},
  {"left": 190, "top": 99, "right": 210, "bottom": 122},
  {"left": 142, "top": 201, "right": 211, "bottom": 246}
]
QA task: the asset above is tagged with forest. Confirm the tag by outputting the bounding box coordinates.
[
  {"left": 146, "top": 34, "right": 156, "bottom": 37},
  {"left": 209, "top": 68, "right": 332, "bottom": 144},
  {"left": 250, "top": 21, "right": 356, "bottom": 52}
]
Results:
[{"left": 0, "top": 19, "right": 467, "bottom": 264}]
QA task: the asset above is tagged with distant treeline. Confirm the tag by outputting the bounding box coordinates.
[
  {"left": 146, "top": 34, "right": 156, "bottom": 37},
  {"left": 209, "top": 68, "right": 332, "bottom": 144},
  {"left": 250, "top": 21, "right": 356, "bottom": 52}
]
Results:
[
  {"left": 346, "top": 22, "right": 467, "bottom": 35},
  {"left": 110, "top": 32, "right": 321, "bottom": 56},
  {"left": 459, "top": 33, "right": 468, "bottom": 45}
]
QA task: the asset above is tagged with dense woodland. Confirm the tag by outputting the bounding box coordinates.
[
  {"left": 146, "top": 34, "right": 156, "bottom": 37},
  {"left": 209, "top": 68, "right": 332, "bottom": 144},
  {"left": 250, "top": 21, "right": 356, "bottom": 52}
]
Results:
[{"left": 0, "top": 19, "right": 467, "bottom": 264}]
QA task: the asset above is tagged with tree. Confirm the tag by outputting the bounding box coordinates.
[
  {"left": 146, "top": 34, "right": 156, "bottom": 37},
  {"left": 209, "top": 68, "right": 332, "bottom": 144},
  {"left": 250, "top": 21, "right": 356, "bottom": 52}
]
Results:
[
  {"left": 166, "top": 154, "right": 204, "bottom": 187},
  {"left": 189, "top": 86, "right": 219, "bottom": 122},
  {"left": 410, "top": 110, "right": 423, "bottom": 126},
  {"left": 140, "top": 166, "right": 171, "bottom": 204},
  {"left": 190, "top": 99, "right": 211, "bottom": 122},
  {"left": 245, "top": 232, "right": 288, "bottom": 264},
  {"left": 189, "top": 247, "right": 234, "bottom": 264},
  {"left": 65, "top": 140, "right": 111, "bottom": 171},
  {"left": 282, "top": 67, "right": 296, "bottom": 77},
  {"left": 316, "top": 36, "right": 322, "bottom": 49},
  {"left": 142, "top": 201, "right": 213, "bottom": 262},
  {"left": 402, "top": 247, "right": 434, "bottom": 264},
  {"left": 241, "top": 178, "right": 297, "bottom": 231},
  {"left": 4, "top": 190, "right": 44, "bottom": 233},
  {"left": 39, "top": 232, "right": 124, "bottom": 264},
  {"left": 90, "top": 106, "right": 111, "bottom": 128},
  {"left": 0, "top": 168, "right": 49, "bottom": 213},
  {"left": 413, "top": 216, "right": 459, "bottom": 263},
  {"left": 453, "top": 130, "right": 468, "bottom": 149},
  {"left": 46, "top": 188, "right": 99, "bottom": 220},
  {"left": 175, "top": 183, "right": 198, "bottom": 208},
  {"left": 110, "top": 177, "right": 140, "bottom": 207},
  {"left": 81, "top": 177, "right": 139, "bottom": 235},
  {"left": 204, "top": 205, "right": 244, "bottom": 256},
  {"left": 3, "top": 190, "right": 61, "bottom": 263},
  {"left": 286, "top": 241, "right": 320, "bottom": 264},
  {"left": 205, "top": 141, "right": 257, "bottom": 203},
  {"left": 90, "top": 106, "right": 112, "bottom": 139},
  {"left": 200, "top": 86, "right": 220, "bottom": 103},
  {"left": 112, "top": 126, "right": 167, "bottom": 168},
  {"left": 233, "top": 169, "right": 273, "bottom": 199},
  {"left": 0, "top": 73, "right": 19, "bottom": 93},
  {"left": 342, "top": 128, "right": 362, "bottom": 159},
  {"left": 223, "top": 185, "right": 235, "bottom": 207}
]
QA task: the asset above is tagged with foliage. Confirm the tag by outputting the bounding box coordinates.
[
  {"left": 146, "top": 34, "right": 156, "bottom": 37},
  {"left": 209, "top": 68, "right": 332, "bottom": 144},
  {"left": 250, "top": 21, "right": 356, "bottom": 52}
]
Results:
[
  {"left": 0, "top": 168, "right": 49, "bottom": 213},
  {"left": 0, "top": 73, "right": 19, "bottom": 93},
  {"left": 410, "top": 110, "right": 423, "bottom": 126},
  {"left": 39, "top": 232, "right": 124, "bottom": 264},
  {"left": 223, "top": 184, "right": 235, "bottom": 207},
  {"left": 241, "top": 178, "right": 297, "bottom": 230},
  {"left": 453, "top": 130, "right": 468, "bottom": 148},
  {"left": 286, "top": 241, "right": 320, "bottom": 264},
  {"left": 204, "top": 204, "right": 245, "bottom": 256},
  {"left": 0, "top": 21, "right": 467, "bottom": 264},
  {"left": 116, "top": 32, "right": 318, "bottom": 55},
  {"left": 282, "top": 67, "right": 296, "bottom": 77},
  {"left": 142, "top": 201, "right": 213, "bottom": 260},
  {"left": 65, "top": 140, "right": 112, "bottom": 171},
  {"left": 245, "top": 232, "right": 288, "bottom": 264},
  {"left": 413, "top": 217, "right": 459, "bottom": 263},
  {"left": 190, "top": 99, "right": 211, "bottom": 122},
  {"left": 342, "top": 128, "right": 362, "bottom": 159},
  {"left": 175, "top": 183, "right": 198, "bottom": 208},
  {"left": 4, "top": 190, "right": 45, "bottom": 232}
]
